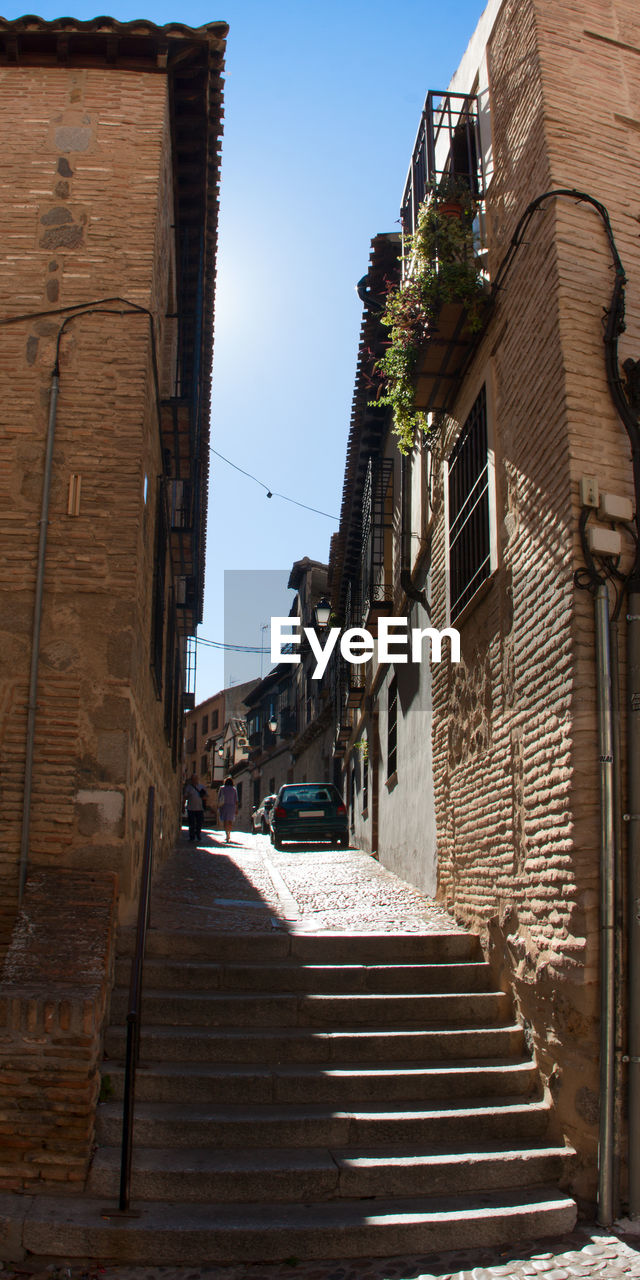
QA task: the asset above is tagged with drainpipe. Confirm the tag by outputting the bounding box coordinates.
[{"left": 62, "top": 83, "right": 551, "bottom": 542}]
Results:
[
  {"left": 626, "top": 577, "right": 640, "bottom": 1218},
  {"left": 594, "top": 581, "right": 616, "bottom": 1226},
  {"left": 18, "top": 359, "right": 60, "bottom": 906}
]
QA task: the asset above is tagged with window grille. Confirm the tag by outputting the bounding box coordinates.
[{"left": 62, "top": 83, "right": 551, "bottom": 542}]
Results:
[
  {"left": 448, "top": 385, "right": 491, "bottom": 622},
  {"left": 170, "top": 479, "right": 192, "bottom": 530},
  {"left": 361, "top": 457, "right": 394, "bottom": 621},
  {"left": 387, "top": 676, "right": 398, "bottom": 779},
  {"left": 171, "top": 647, "right": 181, "bottom": 769},
  {"left": 150, "top": 490, "right": 167, "bottom": 695},
  {"left": 184, "top": 635, "right": 197, "bottom": 700},
  {"left": 163, "top": 596, "right": 176, "bottom": 741}
]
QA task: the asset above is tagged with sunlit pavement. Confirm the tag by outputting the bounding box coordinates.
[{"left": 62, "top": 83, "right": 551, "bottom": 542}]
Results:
[{"left": 151, "top": 825, "right": 462, "bottom": 935}]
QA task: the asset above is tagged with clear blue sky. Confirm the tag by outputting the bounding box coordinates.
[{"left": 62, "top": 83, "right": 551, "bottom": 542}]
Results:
[{"left": 3, "top": 0, "right": 489, "bottom": 698}]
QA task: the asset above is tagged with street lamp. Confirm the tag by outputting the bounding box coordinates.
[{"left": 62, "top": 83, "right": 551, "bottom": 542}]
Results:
[
  {"left": 315, "top": 598, "right": 331, "bottom": 627},
  {"left": 268, "top": 715, "right": 278, "bottom": 734}
]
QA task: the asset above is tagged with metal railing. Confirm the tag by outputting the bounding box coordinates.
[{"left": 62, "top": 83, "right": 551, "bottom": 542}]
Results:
[
  {"left": 401, "top": 90, "right": 483, "bottom": 237},
  {"left": 118, "top": 785, "right": 155, "bottom": 1212}
]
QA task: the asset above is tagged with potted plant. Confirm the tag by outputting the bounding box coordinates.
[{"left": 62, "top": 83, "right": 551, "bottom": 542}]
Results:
[{"left": 374, "top": 181, "right": 488, "bottom": 453}]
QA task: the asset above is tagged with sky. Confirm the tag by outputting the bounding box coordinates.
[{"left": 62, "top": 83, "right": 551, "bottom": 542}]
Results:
[{"left": 3, "top": 0, "right": 490, "bottom": 699}]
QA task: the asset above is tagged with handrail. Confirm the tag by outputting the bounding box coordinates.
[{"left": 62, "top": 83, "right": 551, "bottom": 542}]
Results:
[{"left": 118, "top": 784, "right": 155, "bottom": 1212}]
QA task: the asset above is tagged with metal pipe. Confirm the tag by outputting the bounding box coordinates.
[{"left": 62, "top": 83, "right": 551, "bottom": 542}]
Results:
[
  {"left": 18, "top": 367, "right": 60, "bottom": 906},
  {"left": 595, "top": 582, "right": 616, "bottom": 1225},
  {"left": 626, "top": 586, "right": 640, "bottom": 1217},
  {"left": 610, "top": 608, "right": 625, "bottom": 1217}
]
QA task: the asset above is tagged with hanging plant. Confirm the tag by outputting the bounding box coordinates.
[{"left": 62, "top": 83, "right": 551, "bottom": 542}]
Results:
[{"left": 374, "top": 182, "right": 487, "bottom": 454}]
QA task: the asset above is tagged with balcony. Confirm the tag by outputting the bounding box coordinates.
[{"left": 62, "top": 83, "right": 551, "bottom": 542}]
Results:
[
  {"left": 412, "top": 295, "right": 490, "bottom": 415},
  {"left": 401, "top": 91, "right": 483, "bottom": 238},
  {"left": 347, "top": 668, "right": 366, "bottom": 709},
  {"left": 378, "top": 90, "right": 490, "bottom": 428}
]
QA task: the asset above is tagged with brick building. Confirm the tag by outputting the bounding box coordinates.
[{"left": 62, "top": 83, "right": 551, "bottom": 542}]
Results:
[
  {"left": 0, "top": 15, "right": 226, "bottom": 1190},
  {"left": 330, "top": 0, "right": 640, "bottom": 1212}
]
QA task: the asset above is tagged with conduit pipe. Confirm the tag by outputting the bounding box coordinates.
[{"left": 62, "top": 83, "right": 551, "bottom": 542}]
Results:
[
  {"left": 14, "top": 298, "right": 160, "bottom": 908},
  {"left": 18, "top": 361, "right": 60, "bottom": 905},
  {"left": 594, "top": 582, "right": 617, "bottom": 1226}
]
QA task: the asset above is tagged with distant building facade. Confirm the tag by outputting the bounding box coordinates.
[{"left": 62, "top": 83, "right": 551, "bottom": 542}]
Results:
[{"left": 238, "top": 557, "right": 336, "bottom": 821}]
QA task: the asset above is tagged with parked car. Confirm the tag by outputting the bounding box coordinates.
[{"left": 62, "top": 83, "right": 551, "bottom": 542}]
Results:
[
  {"left": 269, "top": 782, "right": 349, "bottom": 849},
  {"left": 252, "top": 794, "right": 277, "bottom": 834}
]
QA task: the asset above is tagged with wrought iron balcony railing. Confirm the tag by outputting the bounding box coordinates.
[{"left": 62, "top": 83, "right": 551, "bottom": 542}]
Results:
[{"left": 401, "top": 90, "right": 483, "bottom": 238}]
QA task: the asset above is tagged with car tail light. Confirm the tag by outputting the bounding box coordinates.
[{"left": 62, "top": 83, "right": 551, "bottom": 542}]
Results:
[
  {"left": 337, "top": 803, "right": 346, "bottom": 815},
  {"left": 275, "top": 806, "right": 286, "bottom": 818}
]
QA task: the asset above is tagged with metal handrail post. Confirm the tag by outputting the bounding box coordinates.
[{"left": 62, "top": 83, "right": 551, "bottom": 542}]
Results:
[{"left": 117, "top": 785, "right": 155, "bottom": 1214}]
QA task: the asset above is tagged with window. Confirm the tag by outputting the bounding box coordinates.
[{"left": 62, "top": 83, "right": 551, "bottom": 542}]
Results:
[
  {"left": 150, "top": 489, "right": 168, "bottom": 694},
  {"left": 387, "top": 675, "right": 398, "bottom": 779},
  {"left": 212, "top": 710, "right": 219, "bottom": 730},
  {"left": 202, "top": 715, "right": 209, "bottom": 736},
  {"left": 447, "top": 385, "right": 493, "bottom": 622},
  {"left": 201, "top": 755, "right": 207, "bottom": 775},
  {"left": 237, "top": 781, "right": 243, "bottom": 806},
  {"left": 360, "top": 457, "right": 394, "bottom": 622}
]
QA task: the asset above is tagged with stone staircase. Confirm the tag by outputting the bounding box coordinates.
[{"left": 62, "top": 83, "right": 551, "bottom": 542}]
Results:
[{"left": 21, "top": 928, "right": 577, "bottom": 1263}]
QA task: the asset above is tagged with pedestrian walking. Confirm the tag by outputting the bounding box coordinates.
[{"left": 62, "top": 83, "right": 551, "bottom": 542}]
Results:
[
  {"left": 184, "top": 772, "right": 206, "bottom": 843},
  {"left": 218, "top": 775, "right": 238, "bottom": 843}
]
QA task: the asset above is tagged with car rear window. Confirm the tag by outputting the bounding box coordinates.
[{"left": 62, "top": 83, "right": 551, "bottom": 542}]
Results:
[{"left": 280, "top": 785, "right": 341, "bottom": 804}]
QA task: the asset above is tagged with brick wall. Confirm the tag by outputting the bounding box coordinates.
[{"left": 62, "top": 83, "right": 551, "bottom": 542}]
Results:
[
  {"left": 0, "top": 66, "right": 183, "bottom": 942},
  {"left": 418, "top": 0, "right": 640, "bottom": 1199},
  {"left": 0, "top": 869, "right": 117, "bottom": 1191}
]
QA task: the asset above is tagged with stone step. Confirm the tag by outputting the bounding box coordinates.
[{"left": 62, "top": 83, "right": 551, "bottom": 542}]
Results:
[
  {"left": 114, "top": 957, "right": 495, "bottom": 994},
  {"left": 102, "top": 1057, "right": 539, "bottom": 1105},
  {"left": 104, "top": 1018, "right": 522, "bottom": 1070},
  {"left": 86, "top": 1141, "right": 576, "bottom": 1203},
  {"left": 104, "top": 1022, "right": 524, "bottom": 1066},
  {"left": 13, "top": 1187, "right": 578, "bottom": 1263},
  {"left": 118, "top": 929, "right": 479, "bottom": 965},
  {"left": 107, "top": 988, "right": 511, "bottom": 1029},
  {"left": 96, "top": 1096, "right": 553, "bottom": 1149}
]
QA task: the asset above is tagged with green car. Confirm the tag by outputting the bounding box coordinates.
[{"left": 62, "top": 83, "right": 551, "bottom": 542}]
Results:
[{"left": 270, "top": 782, "right": 349, "bottom": 849}]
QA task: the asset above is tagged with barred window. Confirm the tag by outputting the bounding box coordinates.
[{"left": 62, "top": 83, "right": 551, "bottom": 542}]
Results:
[
  {"left": 387, "top": 675, "right": 398, "bottom": 780},
  {"left": 150, "top": 489, "right": 167, "bottom": 695},
  {"left": 448, "top": 385, "right": 491, "bottom": 622}
]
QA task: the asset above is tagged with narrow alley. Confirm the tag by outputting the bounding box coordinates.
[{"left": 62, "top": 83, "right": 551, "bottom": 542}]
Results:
[{"left": 3, "top": 830, "right": 639, "bottom": 1280}]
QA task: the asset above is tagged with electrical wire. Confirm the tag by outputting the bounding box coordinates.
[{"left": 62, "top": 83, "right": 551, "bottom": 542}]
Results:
[
  {"left": 197, "top": 636, "right": 268, "bottom": 653},
  {"left": 210, "top": 447, "right": 339, "bottom": 521}
]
